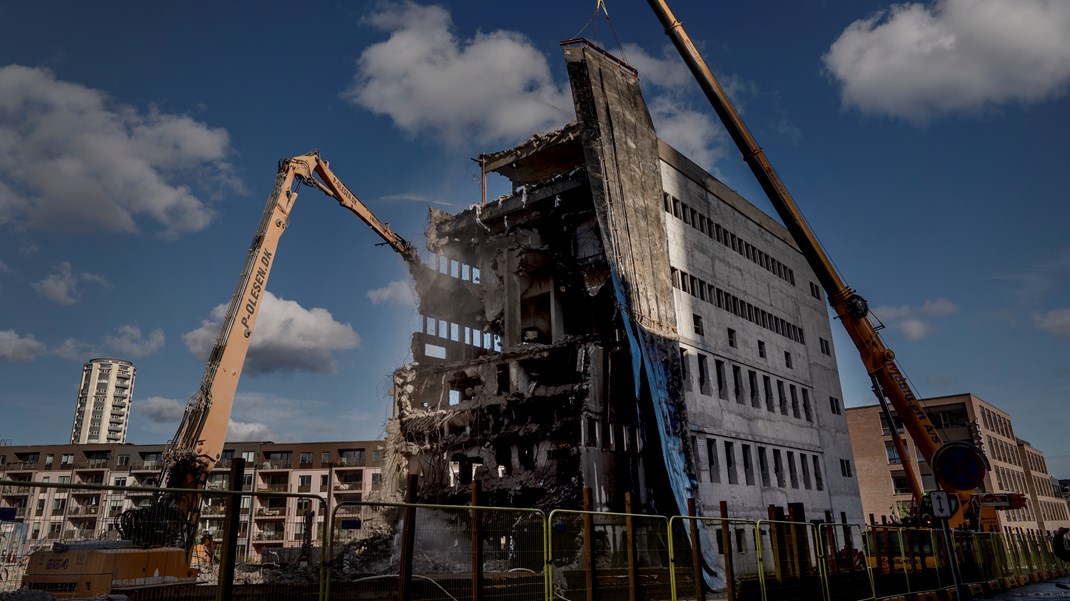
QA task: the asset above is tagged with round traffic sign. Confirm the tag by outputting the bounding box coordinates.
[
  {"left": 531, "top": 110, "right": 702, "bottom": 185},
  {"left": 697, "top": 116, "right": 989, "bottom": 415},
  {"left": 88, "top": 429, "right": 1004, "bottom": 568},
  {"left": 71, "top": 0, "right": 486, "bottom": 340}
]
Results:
[{"left": 931, "top": 441, "right": 989, "bottom": 492}]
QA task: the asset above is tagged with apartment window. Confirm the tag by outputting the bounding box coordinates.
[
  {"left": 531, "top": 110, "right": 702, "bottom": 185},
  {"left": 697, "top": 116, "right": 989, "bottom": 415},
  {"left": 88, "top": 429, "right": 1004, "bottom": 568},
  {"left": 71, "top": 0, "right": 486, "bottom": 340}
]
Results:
[
  {"left": 758, "top": 447, "right": 770, "bottom": 486},
  {"left": 706, "top": 439, "right": 720, "bottom": 483},
  {"left": 321, "top": 452, "right": 331, "bottom": 464},
  {"left": 840, "top": 459, "right": 854, "bottom": 478},
  {"left": 802, "top": 389, "right": 812, "bottom": 422},
  {"left": 298, "top": 475, "right": 312, "bottom": 490},
  {"left": 117, "top": 454, "right": 129, "bottom": 466},
  {"left": 61, "top": 454, "right": 74, "bottom": 466},
  {"left": 787, "top": 452, "right": 799, "bottom": 488},
  {"left": 819, "top": 338, "right": 831, "bottom": 355},
  {"left": 732, "top": 365, "right": 743, "bottom": 404},
  {"left": 813, "top": 456, "right": 824, "bottom": 491},
  {"left": 693, "top": 314, "right": 704, "bottom": 336},
  {"left": 728, "top": 328, "right": 737, "bottom": 348},
  {"left": 763, "top": 377, "right": 774, "bottom": 412},
  {"left": 716, "top": 360, "right": 727, "bottom": 400},
  {"left": 725, "top": 441, "right": 738, "bottom": 485},
  {"left": 45, "top": 454, "right": 54, "bottom": 466},
  {"left": 892, "top": 473, "right": 912, "bottom": 495},
  {"left": 885, "top": 442, "right": 902, "bottom": 464},
  {"left": 801, "top": 455, "right": 812, "bottom": 489},
  {"left": 52, "top": 498, "right": 66, "bottom": 512},
  {"left": 829, "top": 397, "right": 842, "bottom": 415},
  {"left": 790, "top": 385, "right": 800, "bottom": 418},
  {"left": 697, "top": 354, "right": 711, "bottom": 395},
  {"left": 810, "top": 282, "right": 822, "bottom": 300},
  {"left": 113, "top": 477, "right": 127, "bottom": 487},
  {"left": 784, "top": 352, "right": 792, "bottom": 369},
  {"left": 299, "top": 452, "right": 313, "bottom": 465},
  {"left": 773, "top": 450, "right": 785, "bottom": 487},
  {"left": 742, "top": 444, "right": 755, "bottom": 486},
  {"left": 680, "top": 348, "right": 691, "bottom": 392},
  {"left": 58, "top": 476, "right": 71, "bottom": 484},
  {"left": 747, "top": 370, "right": 760, "bottom": 407},
  {"left": 777, "top": 381, "right": 787, "bottom": 415}
]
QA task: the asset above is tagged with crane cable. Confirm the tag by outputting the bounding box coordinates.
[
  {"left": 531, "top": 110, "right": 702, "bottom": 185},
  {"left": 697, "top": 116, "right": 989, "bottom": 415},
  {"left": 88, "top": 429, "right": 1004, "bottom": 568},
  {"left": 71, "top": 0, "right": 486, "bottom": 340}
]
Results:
[{"left": 572, "top": 0, "right": 630, "bottom": 66}]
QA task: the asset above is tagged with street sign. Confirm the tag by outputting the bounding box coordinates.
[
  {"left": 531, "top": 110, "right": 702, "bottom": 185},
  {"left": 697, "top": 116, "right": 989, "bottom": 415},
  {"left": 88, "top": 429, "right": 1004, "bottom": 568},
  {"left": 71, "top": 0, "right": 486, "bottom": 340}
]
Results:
[
  {"left": 931, "top": 491, "right": 952, "bottom": 518},
  {"left": 932, "top": 441, "right": 989, "bottom": 492}
]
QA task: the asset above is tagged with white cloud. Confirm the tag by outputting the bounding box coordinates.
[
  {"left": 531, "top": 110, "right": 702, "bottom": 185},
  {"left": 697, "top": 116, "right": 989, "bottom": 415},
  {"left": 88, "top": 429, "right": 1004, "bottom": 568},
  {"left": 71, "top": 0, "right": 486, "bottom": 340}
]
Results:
[
  {"left": 621, "top": 43, "right": 736, "bottom": 172},
  {"left": 343, "top": 2, "right": 572, "bottom": 146},
  {"left": 872, "top": 297, "right": 960, "bottom": 340},
  {"left": 823, "top": 0, "right": 1070, "bottom": 122},
  {"left": 32, "top": 262, "right": 109, "bottom": 305},
  {"left": 141, "top": 396, "right": 187, "bottom": 424},
  {"left": 647, "top": 96, "right": 727, "bottom": 172},
  {"left": 227, "top": 420, "right": 276, "bottom": 442},
  {"left": 0, "top": 329, "right": 46, "bottom": 361},
  {"left": 1034, "top": 308, "right": 1070, "bottom": 336},
  {"left": 53, "top": 338, "right": 97, "bottom": 361},
  {"left": 367, "top": 279, "right": 418, "bottom": 307},
  {"left": 183, "top": 291, "right": 360, "bottom": 375},
  {"left": 103, "top": 324, "right": 165, "bottom": 358},
  {"left": 0, "top": 260, "right": 12, "bottom": 274},
  {"left": 0, "top": 65, "right": 243, "bottom": 238}
]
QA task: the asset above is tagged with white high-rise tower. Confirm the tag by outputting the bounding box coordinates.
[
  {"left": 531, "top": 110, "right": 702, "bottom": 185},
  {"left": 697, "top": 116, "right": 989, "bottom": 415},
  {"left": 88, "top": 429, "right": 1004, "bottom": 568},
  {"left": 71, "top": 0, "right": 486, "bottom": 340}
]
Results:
[{"left": 70, "top": 358, "right": 135, "bottom": 444}]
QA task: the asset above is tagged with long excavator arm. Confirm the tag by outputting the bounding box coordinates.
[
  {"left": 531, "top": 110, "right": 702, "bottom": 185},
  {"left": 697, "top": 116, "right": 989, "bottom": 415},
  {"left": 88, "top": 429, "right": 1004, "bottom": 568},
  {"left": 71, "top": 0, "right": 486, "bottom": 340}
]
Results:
[
  {"left": 646, "top": 1, "right": 987, "bottom": 526},
  {"left": 118, "top": 150, "right": 415, "bottom": 550}
]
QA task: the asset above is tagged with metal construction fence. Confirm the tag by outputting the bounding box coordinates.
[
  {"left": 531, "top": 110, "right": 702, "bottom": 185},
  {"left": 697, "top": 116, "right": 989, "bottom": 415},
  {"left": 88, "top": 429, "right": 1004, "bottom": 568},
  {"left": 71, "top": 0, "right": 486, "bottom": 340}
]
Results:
[{"left": 1, "top": 479, "right": 1067, "bottom": 600}]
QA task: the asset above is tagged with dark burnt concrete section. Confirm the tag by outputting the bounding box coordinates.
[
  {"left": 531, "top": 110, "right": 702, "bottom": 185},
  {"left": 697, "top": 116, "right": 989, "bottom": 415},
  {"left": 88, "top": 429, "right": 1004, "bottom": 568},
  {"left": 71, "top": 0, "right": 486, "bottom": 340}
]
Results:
[{"left": 391, "top": 43, "right": 696, "bottom": 514}]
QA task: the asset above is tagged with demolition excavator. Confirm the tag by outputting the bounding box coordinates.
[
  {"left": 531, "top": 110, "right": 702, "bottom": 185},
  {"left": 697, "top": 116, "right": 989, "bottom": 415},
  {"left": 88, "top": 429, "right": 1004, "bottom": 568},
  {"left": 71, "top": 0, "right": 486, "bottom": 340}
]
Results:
[
  {"left": 646, "top": 0, "right": 1025, "bottom": 530},
  {"left": 22, "top": 151, "right": 416, "bottom": 596}
]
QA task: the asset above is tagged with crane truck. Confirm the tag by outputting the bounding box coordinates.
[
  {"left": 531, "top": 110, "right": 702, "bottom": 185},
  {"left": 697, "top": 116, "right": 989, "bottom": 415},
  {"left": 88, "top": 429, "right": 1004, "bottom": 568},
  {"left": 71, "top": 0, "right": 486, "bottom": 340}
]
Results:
[
  {"left": 644, "top": 0, "right": 1008, "bottom": 530},
  {"left": 21, "top": 151, "right": 417, "bottom": 597}
]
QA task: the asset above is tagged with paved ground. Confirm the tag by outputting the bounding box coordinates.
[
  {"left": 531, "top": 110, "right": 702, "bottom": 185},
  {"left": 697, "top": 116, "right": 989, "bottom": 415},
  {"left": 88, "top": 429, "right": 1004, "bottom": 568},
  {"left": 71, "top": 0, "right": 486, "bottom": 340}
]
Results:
[{"left": 983, "top": 580, "right": 1070, "bottom": 600}]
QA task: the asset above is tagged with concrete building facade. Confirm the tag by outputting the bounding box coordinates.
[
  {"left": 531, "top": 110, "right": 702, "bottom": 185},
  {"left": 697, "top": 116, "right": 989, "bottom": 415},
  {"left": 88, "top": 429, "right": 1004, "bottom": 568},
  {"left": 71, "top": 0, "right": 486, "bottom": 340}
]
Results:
[
  {"left": 391, "top": 41, "right": 863, "bottom": 548},
  {"left": 846, "top": 393, "right": 1070, "bottom": 533},
  {"left": 70, "top": 358, "right": 135, "bottom": 444},
  {"left": 0, "top": 440, "right": 385, "bottom": 562}
]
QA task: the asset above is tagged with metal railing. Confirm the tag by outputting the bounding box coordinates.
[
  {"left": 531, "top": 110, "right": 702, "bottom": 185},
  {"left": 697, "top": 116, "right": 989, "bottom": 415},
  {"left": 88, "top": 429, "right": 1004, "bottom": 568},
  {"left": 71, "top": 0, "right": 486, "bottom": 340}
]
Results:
[{"left": 0, "top": 478, "right": 1065, "bottom": 601}]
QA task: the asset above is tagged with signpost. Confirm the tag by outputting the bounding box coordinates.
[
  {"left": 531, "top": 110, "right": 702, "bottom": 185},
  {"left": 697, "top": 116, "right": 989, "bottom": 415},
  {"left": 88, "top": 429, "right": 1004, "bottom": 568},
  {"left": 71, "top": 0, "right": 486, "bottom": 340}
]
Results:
[{"left": 931, "top": 489, "right": 965, "bottom": 601}]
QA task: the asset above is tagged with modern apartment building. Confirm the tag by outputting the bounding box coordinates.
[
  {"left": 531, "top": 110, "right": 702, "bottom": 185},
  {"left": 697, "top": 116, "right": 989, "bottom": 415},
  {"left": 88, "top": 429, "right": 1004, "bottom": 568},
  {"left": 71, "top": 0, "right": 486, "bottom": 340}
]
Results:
[
  {"left": 70, "top": 358, "right": 135, "bottom": 444},
  {"left": 0, "top": 440, "right": 385, "bottom": 562},
  {"left": 392, "top": 41, "right": 863, "bottom": 543},
  {"left": 846, "top": 393, "right": 1070, "bottom": 533}
]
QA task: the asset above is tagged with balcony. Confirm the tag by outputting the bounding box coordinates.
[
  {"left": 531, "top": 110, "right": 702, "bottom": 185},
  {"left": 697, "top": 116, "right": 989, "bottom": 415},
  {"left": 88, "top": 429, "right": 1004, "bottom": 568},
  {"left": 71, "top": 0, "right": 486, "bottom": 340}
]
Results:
[
  {"left": 6, "top": 461, "right": 38, "bottom": 471},
  {"left": 259, "top": 461, "right": 291, "bottom": 471},
  {"left": 254, "top": 532, "right": 284, "bottom": 542},
  {"left": 255, "top": 508, "right": 286, "bottom": 520},
  {"left": 1, "top": 485, "right": 32, "bottom": 495},
  {"left": 334, "top": 484, "right": 364, "bottom": 495},
  {"left": 75, "top": 459, "right": 111, "bottom": 470},
  {"left": 131, "top": 462, "right": 161, "bottom": 472},
  {"left": 256, "top": 485, "right": 288, "bottom": 493}
]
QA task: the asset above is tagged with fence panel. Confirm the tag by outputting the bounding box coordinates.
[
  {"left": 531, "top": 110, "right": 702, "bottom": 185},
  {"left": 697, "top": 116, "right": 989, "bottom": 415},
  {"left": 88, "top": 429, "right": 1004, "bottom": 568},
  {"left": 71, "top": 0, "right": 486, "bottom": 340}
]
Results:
[
  {"left": 547, "top": 510, "right": 670, "bottom": 601},
  {"left": 0, "top": 479, "right": 329, "bottom": 601},
  {"left": 817, "top": 522, "right": 873, "bottom": 601},
  {"left": 329, "top": 501, "right": 545, "bottom": 601},
  {"left": 754, "top": 519, "right": 824, "bottom": 601},
  {"left": 669, "top": 516, "right": 763, "bottom": 601}
]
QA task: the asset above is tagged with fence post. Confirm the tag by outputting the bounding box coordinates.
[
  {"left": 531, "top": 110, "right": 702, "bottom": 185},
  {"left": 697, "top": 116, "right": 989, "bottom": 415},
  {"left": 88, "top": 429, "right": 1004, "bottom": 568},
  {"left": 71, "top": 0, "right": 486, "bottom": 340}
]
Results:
[
  {"left": 583, "top": 487, "right": 596, "bottom": 601},
  {"left": 216, "top": 457, "right": 245, "bottom": 601},
  {"left": 621, "top": 493, "right": 635, "bottom": 601},
  {"left": 399, "top": 474, "right": 419, "bottom": 601},
  {"left": 471, "top": 481, "right": 483, "bottom": 601},
  {"left": 688, "top": 499, "right": 704, "bottom": 601},
  {"left": 768, "top": 505, "right": 782, "bottom": 585},
  {"left": 720, "top": 501, "right": 734, "bottom": 601}
]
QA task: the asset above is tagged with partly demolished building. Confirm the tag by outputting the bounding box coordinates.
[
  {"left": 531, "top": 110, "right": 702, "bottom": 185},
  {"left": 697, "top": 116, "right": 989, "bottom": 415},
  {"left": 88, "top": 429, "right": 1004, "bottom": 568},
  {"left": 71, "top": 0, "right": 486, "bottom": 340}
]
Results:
[{"left": 392, "top": 42, "right": 863, "bottom": 531}]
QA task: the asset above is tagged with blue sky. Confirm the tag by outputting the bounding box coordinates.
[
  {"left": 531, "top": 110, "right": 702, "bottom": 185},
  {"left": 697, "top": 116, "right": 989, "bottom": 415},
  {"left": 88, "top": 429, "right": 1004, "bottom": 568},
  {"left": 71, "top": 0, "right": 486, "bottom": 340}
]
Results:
[{"left": 1, "top": 1, "right": 1068, "bottom": 476}]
